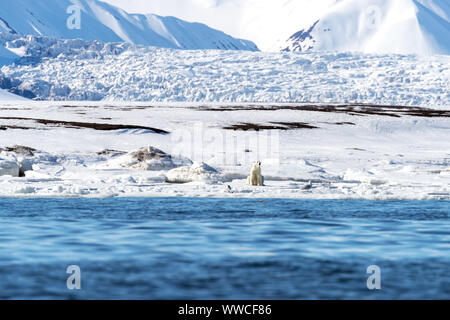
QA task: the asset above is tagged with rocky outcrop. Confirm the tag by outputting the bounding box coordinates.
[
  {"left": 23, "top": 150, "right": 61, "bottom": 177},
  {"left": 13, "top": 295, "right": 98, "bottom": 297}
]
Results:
[
  {"left": 108, "top": 146, "right": 192, "bottom": 171},
  {"left": 0, "top": 145, "right": 36, "bottom": 156},
  {"left": 97, "top": 149, "right": 126, "bottom": 157}
]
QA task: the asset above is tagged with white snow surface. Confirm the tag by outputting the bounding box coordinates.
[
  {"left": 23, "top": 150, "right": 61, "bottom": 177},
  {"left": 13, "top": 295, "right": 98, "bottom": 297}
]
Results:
[
  {"left": 166, "top": 162, "right": 222, "bottom": 184},
  {"left": 0, "top": 0, "right": 257, "bottom": 51},
  {"left": 0, "top": 101, "right": 449, "bottom": 200},
  {"left": 0, "top": 88, "right": 27, "bottom": 101},
  {"left": 0, "top": 35, "right": 449, "bottom": 105}
]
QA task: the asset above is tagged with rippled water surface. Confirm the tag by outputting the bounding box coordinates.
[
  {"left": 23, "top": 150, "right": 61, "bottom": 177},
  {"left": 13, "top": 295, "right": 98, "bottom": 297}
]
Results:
[{"left": 0, "top": 198, "right": 449, "bottom": 299}]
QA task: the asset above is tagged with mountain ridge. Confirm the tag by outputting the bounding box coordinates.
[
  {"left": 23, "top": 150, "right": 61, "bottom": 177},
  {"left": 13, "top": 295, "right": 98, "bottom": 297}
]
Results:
[{"left": 0, "top": 0, "right": 258, "bottom": 51}]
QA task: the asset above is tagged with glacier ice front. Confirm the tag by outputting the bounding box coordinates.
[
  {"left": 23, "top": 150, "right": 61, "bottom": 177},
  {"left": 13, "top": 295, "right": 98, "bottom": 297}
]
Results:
[{"left": 0, "top": 34, "right": 448, "bottom": 106}]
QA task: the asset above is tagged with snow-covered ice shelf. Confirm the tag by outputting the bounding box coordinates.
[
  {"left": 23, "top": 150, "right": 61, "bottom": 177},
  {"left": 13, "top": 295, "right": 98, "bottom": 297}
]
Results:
[{"left": 0, "top": 101, "right": 449, "bottom": 200}]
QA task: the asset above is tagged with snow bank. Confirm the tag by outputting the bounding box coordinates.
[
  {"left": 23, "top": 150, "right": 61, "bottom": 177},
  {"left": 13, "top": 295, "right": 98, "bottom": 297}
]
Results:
[
  {"left": 165, "top": 162, "right": 222, "bottom": 184},
  {"left": 0, "top": 155, "right": 19, "bottom": 177},
  {"left": 0, "top": 146, "right": 62, "bottom": 178}
]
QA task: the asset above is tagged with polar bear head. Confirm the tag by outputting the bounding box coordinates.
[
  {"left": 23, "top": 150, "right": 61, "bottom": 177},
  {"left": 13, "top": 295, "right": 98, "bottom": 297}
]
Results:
[{"left": 252, "top": 161, "right": 261, "bottom": 170}]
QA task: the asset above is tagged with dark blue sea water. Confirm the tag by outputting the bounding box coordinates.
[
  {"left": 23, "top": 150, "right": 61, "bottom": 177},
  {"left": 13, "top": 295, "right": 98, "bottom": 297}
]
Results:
[{"left": 0, "top": 198, "right": 449, "bottom": 300}]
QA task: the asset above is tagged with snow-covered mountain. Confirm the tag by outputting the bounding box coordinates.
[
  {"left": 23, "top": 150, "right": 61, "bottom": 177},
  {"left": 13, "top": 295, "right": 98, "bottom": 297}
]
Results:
[
  {"left": 102, "top": 0, "right": 338, "bottom": 52},
  {"left": 101, "top": 0, "right": 450, "bottom": 54},
  {"left": 1, "top": 0, "right": 447, "bottom": 55},
  {"left": 280, "top": 0, "right": 450, "bottom": 55},
  {"left": 0, "top": 0, "right": 257, "bottom": 51}
]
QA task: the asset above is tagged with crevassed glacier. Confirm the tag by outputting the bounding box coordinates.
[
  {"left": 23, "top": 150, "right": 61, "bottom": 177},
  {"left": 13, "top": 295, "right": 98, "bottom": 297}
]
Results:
[{"left": 0, "top": 35, "right": 449, "bottom": 106}]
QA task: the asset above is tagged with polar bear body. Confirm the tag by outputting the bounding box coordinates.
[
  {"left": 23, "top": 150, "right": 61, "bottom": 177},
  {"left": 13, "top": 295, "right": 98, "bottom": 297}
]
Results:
[{"left": 247, "top": 161, "right": 264, "bottom": 186}]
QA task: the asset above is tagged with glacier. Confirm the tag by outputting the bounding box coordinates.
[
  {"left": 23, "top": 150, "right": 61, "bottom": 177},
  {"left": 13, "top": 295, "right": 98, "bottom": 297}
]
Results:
[{"left": 0, "top": 34, "right": 448, "bottom": 106}]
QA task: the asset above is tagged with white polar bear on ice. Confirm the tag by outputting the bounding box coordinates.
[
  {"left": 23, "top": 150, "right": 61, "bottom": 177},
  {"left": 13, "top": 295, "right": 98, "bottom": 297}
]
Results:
[{"left": 247, "top": 161, "right": 264, "bottom": 186}]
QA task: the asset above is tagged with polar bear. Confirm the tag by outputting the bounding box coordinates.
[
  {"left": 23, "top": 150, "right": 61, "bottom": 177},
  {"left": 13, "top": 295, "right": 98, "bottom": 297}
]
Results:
[{"left": 247, "top": 161, "right": 264, "bottom": 186}]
